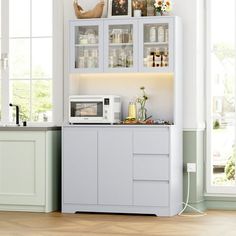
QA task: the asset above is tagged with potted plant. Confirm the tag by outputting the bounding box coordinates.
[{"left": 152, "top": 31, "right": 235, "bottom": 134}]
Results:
[{"left": 153, "top": 0, "right": 172, "bottom": 16}]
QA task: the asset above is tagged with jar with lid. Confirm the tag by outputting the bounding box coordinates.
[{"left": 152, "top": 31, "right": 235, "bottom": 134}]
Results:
[
  {"left": 87, "top": 57, "right": 95, "bottom": 68},
  {"left": 126, "top": 50, "right": 133, "bottom": 67},
  {"left": 155, "top": 48, "right": 161, "bottom": 67},
  {"left": 158, "top": 26, "right": 165, "bottom": 42},
  {"left": 84, "top": 49, "right": 89, "bottom": 57},
  {"left": 165, "top": 28, "right": 169, "bottom": 42},
  {"left": 122, "top": 29, "right": 129, "bottom": 43},
  {"left": 149, "top": 26, "right": 156, "bottom": 42},
  {"left": 78, "top": 56, "right": 85, "bottom": 68},
  {"left": 162, "top": 47, "right": 169, "bottom": 67},
  {"left": 111, "top": 49, "right": 118, "bottom": 67},
  {"left": 118, "top": 50, "right": 126, "bottom": 67},
  {"left": 85, "top": 28, "right": 96, "bottom": 44},
  {"left": 112, "top": 29, "right": 123, "bottom": 44}
]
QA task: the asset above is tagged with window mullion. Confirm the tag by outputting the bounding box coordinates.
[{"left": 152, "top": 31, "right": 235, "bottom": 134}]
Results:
[
  {"left": 30, "top": 0, "right": 32, "bottom": 122},
  {"left": 1, "top": 0, "right": 9, "bottom": 124}
]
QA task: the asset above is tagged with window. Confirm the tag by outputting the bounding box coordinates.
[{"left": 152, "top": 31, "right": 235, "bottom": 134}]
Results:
[
  {"left": 0, "top": 0, "right": 62, "bottom": 124},
  {"left": 206, "top": 0, "right": 236, "bottom": 193}
]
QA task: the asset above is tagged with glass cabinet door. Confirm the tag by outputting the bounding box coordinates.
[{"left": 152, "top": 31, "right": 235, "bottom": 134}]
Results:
[
  {"left": 70, "top": 21, "right": 103, "bottom": 73},
  {"left": 139, "top": 18, "right": 173, "bottom": 72},
  {"left": 104, "top": 20, "right": 138, "bottom": 72}
]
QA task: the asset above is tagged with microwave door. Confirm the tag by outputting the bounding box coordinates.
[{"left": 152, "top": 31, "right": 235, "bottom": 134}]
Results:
[{"left": 71, "top": 102, "right": 103, "bottom": 118}]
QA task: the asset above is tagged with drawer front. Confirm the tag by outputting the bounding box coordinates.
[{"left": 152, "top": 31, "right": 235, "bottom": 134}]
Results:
[
  {"left": 133, "top": 155, "right": 169, "bottom": 180},
  {"left": 133, "top": 128, "right": 169, "bottom": 154},
  {"left": 133, "top": 181, "right": 169, "bottom": 207}
]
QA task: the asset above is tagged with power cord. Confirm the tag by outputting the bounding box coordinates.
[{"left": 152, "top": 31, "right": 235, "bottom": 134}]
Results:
[{"left": 178, "top": 172, "right": 206, "bottom": 217}]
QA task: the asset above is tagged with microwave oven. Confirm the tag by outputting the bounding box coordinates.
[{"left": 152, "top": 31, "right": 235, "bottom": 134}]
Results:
[{"left": 69, "top": 95, "right": 122, "bottom": 124}]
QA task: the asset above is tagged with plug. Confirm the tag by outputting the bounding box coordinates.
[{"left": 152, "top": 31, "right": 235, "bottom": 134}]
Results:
[{"left": 187, "top": 163, "right": 196, "bottom": 173}]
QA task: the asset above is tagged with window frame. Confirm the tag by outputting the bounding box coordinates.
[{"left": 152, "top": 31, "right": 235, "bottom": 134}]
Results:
[
  {"left": 0, "top": 0, "right": 63, "bottom": 126},
  {"left": 205, "top": 0, "right": 236, "bottom": 194}
]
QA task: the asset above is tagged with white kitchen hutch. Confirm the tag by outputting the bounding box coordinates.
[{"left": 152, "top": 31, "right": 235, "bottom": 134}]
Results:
[{"left": 63, "top": 16, "right": 183, "bottom": 216}]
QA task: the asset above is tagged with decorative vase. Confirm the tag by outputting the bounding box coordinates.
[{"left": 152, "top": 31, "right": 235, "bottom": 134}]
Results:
[
  {"left": 155, "top": 11, "right": 163, "bottom": 16},
  {"left": 138, "top": 107, "right": 147, "bottom": 121}
]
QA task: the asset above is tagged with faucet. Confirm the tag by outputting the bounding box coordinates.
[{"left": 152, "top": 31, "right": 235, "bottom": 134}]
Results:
[{"left": 9, "top": 103, "right": 20, "bottom": 126}]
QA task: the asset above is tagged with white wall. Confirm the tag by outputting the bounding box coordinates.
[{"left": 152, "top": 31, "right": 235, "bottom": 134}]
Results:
[{"left": 63, "top": 0, "right": 205, "bottom": 130}]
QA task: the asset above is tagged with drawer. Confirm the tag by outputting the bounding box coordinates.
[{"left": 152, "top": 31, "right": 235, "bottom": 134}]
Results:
[
  {"left": 133, "top": 128, "right": 169, "bottom": 154},
  {"left": 133, "top": 155, "right": 169, "bottom": 180},
  {"left": 133, "top": 181, "right": 169, "bottom": 207}
]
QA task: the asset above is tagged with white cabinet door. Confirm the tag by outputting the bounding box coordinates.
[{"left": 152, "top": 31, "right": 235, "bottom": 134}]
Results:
[
  {"left": 0, "top": 132, "right": 45, "bottom": 206},
  {"left": 138, "top": 18, "right": 174, "bottom": 72},
  {"left": 63, "top": 128, "right": 98, "bottom": 205},
  {"left": 98, "top": 129, "right": 132, "bottom": 205},
  {"left": 103, "top": 19, "right": 138, "bottom": 72},
  {"left": 70, "top": 20, "right": 103, "bottom": 73}
]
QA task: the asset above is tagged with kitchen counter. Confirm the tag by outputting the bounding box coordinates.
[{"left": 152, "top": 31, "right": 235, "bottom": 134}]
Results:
[
  {"left": 63, "top": 124, "right": 174, "bottom": 128},
  {"left": 0, "top": 125, "right": 61, "bottom": 213},
  {"left": 0, "top": 126, "right": 61, "bottom": 131}
]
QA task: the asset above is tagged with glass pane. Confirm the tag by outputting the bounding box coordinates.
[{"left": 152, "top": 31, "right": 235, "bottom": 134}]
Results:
[
  {"left": 75, "top": 26, "right": 99, "bottom": 69},
  {"left": 32, "top": 38, "right": 52, "bottom": 78},
  {"left": 108, "top": 24, "right": 133, "bottom": 68},
  {"left": 9, "top": 0, "right": 30, "bottom": 37},
  {"left": 32, "top": 80, "right": 52, "bottom": 122},
  {"left": 0, "top": 82, "right": 1, "bottom": 121},
  {"left": 210, "top": 0, "right": 236, "bottom": 186},
  {"left": 0, "top": 0, "right": 1, "bottom": 38},
  {"left": 143, "top": 23, "right": 169, "bottom": 68},
  {"left": 0, "top": 39, "right": 1, "bottom": 120},
  {"left": 32, "top": 0, "right": 52, "bottom": 37},
  {"left": 9, "top": 39, "right": 30, "bottom": 79},
  {"left": 10, "top": 80, "right": 30, "bottom": 122}
]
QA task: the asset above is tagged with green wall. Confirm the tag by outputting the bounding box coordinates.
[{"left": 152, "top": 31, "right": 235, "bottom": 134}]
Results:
[
  {"left": 183, "top": 130, "right": 236, "bottom": 211},
  {"left": 183, "top": 131, "right": 206, "bottom": 211}
]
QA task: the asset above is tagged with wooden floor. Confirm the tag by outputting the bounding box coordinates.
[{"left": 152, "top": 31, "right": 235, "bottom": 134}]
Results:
[{"left": 0, "top": 211, "right": 236, "bottom": 236}]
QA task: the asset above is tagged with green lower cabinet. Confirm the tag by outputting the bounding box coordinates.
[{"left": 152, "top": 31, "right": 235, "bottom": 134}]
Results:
[{"left": 0, "top": 129, "right": 61, "bottom": 212}]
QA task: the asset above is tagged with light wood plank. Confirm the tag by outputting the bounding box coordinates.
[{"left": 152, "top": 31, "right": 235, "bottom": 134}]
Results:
[{"left": 0, "top": 211, "right": 235, "bottom": 236}]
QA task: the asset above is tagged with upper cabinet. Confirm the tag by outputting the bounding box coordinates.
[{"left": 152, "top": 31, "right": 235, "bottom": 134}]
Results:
[
  {"left": 103, "top": 19, "right": 138, "bottom": 72},
  {"left": 139, "top": 18, "right": 174, "bottom": 72},
  {"left": 70, "top": 20, "right": 103, "bottom": 73},
  {"left": 69, "top": 17, "right": 176, "bottom": 73}
]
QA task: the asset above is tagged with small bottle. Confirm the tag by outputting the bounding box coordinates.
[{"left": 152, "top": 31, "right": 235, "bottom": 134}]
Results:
[{"left": 149, "top": 27, "right": 156, "bottom": 42}]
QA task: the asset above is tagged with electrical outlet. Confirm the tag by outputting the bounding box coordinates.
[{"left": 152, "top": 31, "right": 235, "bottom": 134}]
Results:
[{"left": 187, "top": 163, "right": 196, "bottom": 173}]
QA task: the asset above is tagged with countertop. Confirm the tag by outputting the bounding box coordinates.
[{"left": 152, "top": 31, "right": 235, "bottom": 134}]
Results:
[
  {"left": 63, "top": 124, "right": 174, "bottom": 128},
  {"left": 0, "top": 126, "right": 61, "bottom": 131}
]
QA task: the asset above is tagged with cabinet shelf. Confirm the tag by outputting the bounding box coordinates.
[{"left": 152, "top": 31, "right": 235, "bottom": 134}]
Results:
[
  {"left": 109, "top": 43, "right": 133, "bottom": 47},
  {"left": 144, "top": 42, "right": 168, "bottom": 46},
  {"left": 75, "top": 44, "right": 99, "bottom": 47}
]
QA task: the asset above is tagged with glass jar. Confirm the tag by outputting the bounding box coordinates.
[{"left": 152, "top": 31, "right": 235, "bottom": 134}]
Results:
[
  {"left": 158, "top": 26, "right": 165, "bottom": 42},
  {"left": 85, "top": 28, "right": 96, "bottom": 44},
  {"left": 122, "top": 29, "right": 129, "bottom": 43},
  {"left": 149, "top": 26, "right": 156, "bottom": 42},
  {"left": 126, "top": 50, "right": 133, "bottom": 67},
  {"left": 112, "top": 29, "right": 123, "bottom": 44},
  {"left": 155, "top": 48, "right": 161, "bottom": 67},
  {"left": 128, "top": 102, "right": 137, "bottom": 119},
  {"left": 118, "top": 50, "right": 126, "bottom": 67}
]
